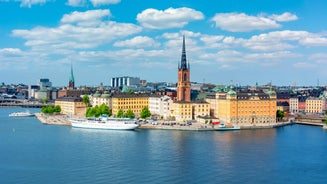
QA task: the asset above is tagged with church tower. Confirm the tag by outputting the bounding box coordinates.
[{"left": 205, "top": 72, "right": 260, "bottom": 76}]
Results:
[
  {"left": 69, "top": 63, "right": 75, "bottom": 89},
  {"left": 177, "top": 35, "right": 191, "bottom": 102}
]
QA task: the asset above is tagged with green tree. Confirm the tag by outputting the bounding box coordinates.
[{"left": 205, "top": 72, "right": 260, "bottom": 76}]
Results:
[
  {"left": 86, "top": 107, "right": 93, "bottom": 117},
  {"left": 276, "top": 110, "right": 285, "bottom": 121},
  {"left": 140, "top": 106, "right": 151, "bottom": 119},
  {"left": 100, "top": 103, "right": 111, "bottom": 116},
  {"left": 125, "top": 109, "right": 135, "bottom": 118},
  {"left": 82, "top": 94, "right": 90, "bottom": 106},
  {"left": 117, "top": 109, "right": 124, "bottom": 118},
  {"left": 93, "top": 105, "right": 101, "bottom": 117},
  {"left": 325, "top": 118, "right": 327, "bottom": 125},
  {"left": 54, "top": 105, "right": 61, "bottom": 113},
  {"left": 41, "top": 105, "right": 59, "bottom": 114}
]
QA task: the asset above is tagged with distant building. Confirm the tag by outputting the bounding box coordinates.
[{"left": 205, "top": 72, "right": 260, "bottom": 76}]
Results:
[
  {"left": 28, "top": 85, "right": 40, "bottom": 99},
  {"left": 277, "top": 101, "right": 289, "bottom": 113},
  {"left": 111, "top": 76, "right": 140, "bottom": 88},
  {"left": 192, "top": 101, "right": 210, "bottom": 121},
  {"left": 213, "top": 87, "right": 277, "bottom": 125},
  {"left": 305, "top": 97, "right": 325, "bottom": 114},
  {"left": 111, "top": 93, "right": 149, "bottom": 116},
  {"left": 55, "top": 97, "right": 87, "bottom": 116},
  {"left": 38, "top": 78, "right": 52, "bottom": 91},
  {"left": 289, "top": 97, "right": 299, "bottom": 114},
  {"left": 172, "top": 102, "right": 192, "bottom": 122},
  {"left": 90, "top": 91, "right": 112, "bottom": 108},
  {"left": 149, "top": 95, "right": 173, "bottom": 119}
]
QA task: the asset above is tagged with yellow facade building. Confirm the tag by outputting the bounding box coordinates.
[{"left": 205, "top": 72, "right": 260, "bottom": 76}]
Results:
[
  {"left": 215, "top": 88, "right": 277, "bottom": 125},
  {"left": 55, "top": 97, "right": 87, "bottom": 116},
  {"left": 171, "top": 102, "right": 192, "bottom": 122},
  {"left": 305, "top": 97, "right": 325, "bottom": 114},
  {"left": 192, "top": 102, "right": 210, "bottom": 120},
  {"left": 111, "top": 94, "right": 149, "bottom": 116}
]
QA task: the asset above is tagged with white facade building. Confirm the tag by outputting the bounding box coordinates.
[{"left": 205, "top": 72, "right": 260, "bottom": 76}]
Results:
[
  {"left": 111, "top": 76, "right": 140, "bottom": 88},
  {"left": 289, "top": 97, "right": 299, "bottom": 114},
  {"left": 89, "top": 91, "right": 112, "bottom": 108},
  {"left": 38, "top": 78, "right": 52, "bottom": 91},
  {"left": 149, "top": 95, "right": 173, "bottom": 119}
]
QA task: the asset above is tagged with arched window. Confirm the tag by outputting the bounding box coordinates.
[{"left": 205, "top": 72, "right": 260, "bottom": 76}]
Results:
[{"left": 183, "top": 73, "right": 187, "bottom": 81}]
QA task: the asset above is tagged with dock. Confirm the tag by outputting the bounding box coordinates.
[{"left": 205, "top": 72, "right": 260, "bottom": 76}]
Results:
[{"left": 35, "top": 113, "right": 71, "bottom": 126}]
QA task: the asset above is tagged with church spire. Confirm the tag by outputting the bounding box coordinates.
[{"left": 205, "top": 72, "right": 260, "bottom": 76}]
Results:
[
  {"left": 69, "top": 63, "right": 75, "bottom": 89},
  {"left": 179, "top": 35, "right": 188, "bottom": 70}
]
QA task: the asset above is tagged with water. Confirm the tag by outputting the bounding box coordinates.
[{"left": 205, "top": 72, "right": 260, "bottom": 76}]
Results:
[{"left": 1, "top": 108, "right": 327, "bottom": 184}]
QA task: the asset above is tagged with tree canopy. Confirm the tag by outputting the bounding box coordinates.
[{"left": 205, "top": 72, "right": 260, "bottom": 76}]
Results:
[
  {"left": 116, "top": 109, "right": 124, "bottom": 118},
  {"left": 85, "top": 103, "right": 111, "bottom": 118},
  {"left": 276, "top": 110, "right": 285, "bottom": 121},
  {"left": 41, "top": 105, "right": 61, "bottom": 114},
  {"left": 140, "top": 106, "right": 151, "bottom": 119},
  {"left": 125, "top": 109, "right": 135, "bottom": 118}
]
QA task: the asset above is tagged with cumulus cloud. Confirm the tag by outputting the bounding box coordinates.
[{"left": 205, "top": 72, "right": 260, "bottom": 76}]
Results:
[
  {"left": 137, "top": 7, "right": 204, "bottom": 29},
  {"left": 113, "top": 36, "right": 160, "bottom": 48},
  {"left": 66, "top": 0, "right": 120, "bottom": 7},
  {"left": 90, "top": 0, "right": 120, "bottom": 6},
  {"left": 66, "top": 0, "right": 86, "bottom": 7},
  {"left": 8, "top": 0, "right": 50, "bottom": 7},
  {"left": 211, "top": 12, "right": 297, "bottom": 32},
  {"left": 299, "top": 36, "right": 327, "bottom": 46},
  {"left": 61, "top": 9, "right": 111, "bottom": 24},
  {"left": 270, "top": 12, "right": 298, "bottom": 22},
  {"left": 0, "top": 48, "right": 23, "bottom": 56},
  {"left": 12, "top": 9, "right": 142, "bottom": 50}
]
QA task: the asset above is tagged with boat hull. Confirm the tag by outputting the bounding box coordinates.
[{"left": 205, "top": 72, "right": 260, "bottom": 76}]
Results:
[
  {"left": 69, "top": 118, "right": 139, "bottom": 130},
  {"left": 9, "top": 112, "right": 35, "bottom": 117},
  {"left": 214, "top": 127, "right": 240, "bottom": 131}
]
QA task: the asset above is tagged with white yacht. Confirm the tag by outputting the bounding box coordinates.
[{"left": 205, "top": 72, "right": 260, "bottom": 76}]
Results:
[
  {"left": 9, "top": 111, "right": 35, "bottom": 117},
  {"left": 69, "top": 114, "right": 139, "bottom": 130}
]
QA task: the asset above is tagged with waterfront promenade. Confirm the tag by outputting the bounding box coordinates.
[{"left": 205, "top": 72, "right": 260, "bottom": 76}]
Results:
[{"left": 34, "top": 113, "right": 293, "bottom": 130}]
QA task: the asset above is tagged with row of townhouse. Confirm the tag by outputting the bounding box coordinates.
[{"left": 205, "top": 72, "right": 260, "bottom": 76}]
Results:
[{"left": 289, "top": 97, "right": 326, "bottom": 114}]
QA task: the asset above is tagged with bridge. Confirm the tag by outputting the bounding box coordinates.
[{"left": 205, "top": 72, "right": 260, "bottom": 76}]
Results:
[{"left": 0, "top": 99, "right": 50, "bottom": 108}]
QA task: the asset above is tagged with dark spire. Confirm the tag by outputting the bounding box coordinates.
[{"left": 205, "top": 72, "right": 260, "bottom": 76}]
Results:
[
  {"left": 179, "top": 35, "right": 188, "bottom": 70},
  {"left": 69, "top": 63, "right": 75, "bottom": 83}
]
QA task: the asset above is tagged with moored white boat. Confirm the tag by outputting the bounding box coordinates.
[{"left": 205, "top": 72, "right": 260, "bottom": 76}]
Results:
[
  {"left": 215, "top": 123, "right": 240, "bottom": 131},
  {"left": 9, "top": 111, "right": 35, "bottom": 117},
  {"left": 69, "top": 115, "right": 139, "bottom": 130}
]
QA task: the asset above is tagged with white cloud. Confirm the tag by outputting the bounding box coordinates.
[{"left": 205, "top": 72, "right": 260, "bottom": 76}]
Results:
[
  {"left": 211, "top": 12, "right": 297, "bottom": 32},
  {"left": 61, "top": 9, "right": 111, "bottom": 24},
  {"left": 0, "top": 48, "right": 23, "bottom": 56},
  {"left": 12, "top": 9, "right": 142, "bottom": 50},
  {"left": 18, "top": 0, "right": 49, "bottom": 7},
  {"left": 299, "top": 36, "right": 327, "bottom": 46},
  {"left": 66, "top": 0, "right": 86, "bottom": 7},
  {"left": 137, "top": 7, "right": 204, "bottom": 29},
  {"left": 270, "top": 12, "right": 298, "bottom": 22},
  {"left": 114, "top": 36, "right": 160, "bottom": 48},
  {"left": 66, "top": 0, "right": 120, "bottom": 7},
  {"left": 90, "top": 0, "right": 120, "bottom": 6}
]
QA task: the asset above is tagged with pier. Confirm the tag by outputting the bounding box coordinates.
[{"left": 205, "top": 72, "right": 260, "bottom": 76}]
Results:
[{"left": 294, "top": 115, "right": 325, "bottom": 127}]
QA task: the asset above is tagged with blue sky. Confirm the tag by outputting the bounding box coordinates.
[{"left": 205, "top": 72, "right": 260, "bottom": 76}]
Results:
[{"left": 1, "top": 0, "right": 327, "bottom": 87}]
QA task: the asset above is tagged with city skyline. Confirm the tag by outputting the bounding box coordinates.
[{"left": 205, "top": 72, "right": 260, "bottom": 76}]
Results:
[{"left": 1, "top": 0, "right": 327, "bottom": 86}]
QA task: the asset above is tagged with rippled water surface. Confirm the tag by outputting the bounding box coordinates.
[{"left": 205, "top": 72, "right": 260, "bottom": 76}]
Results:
[{"left": 1, "top": 108, "right": 327, "bottom": 184}]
